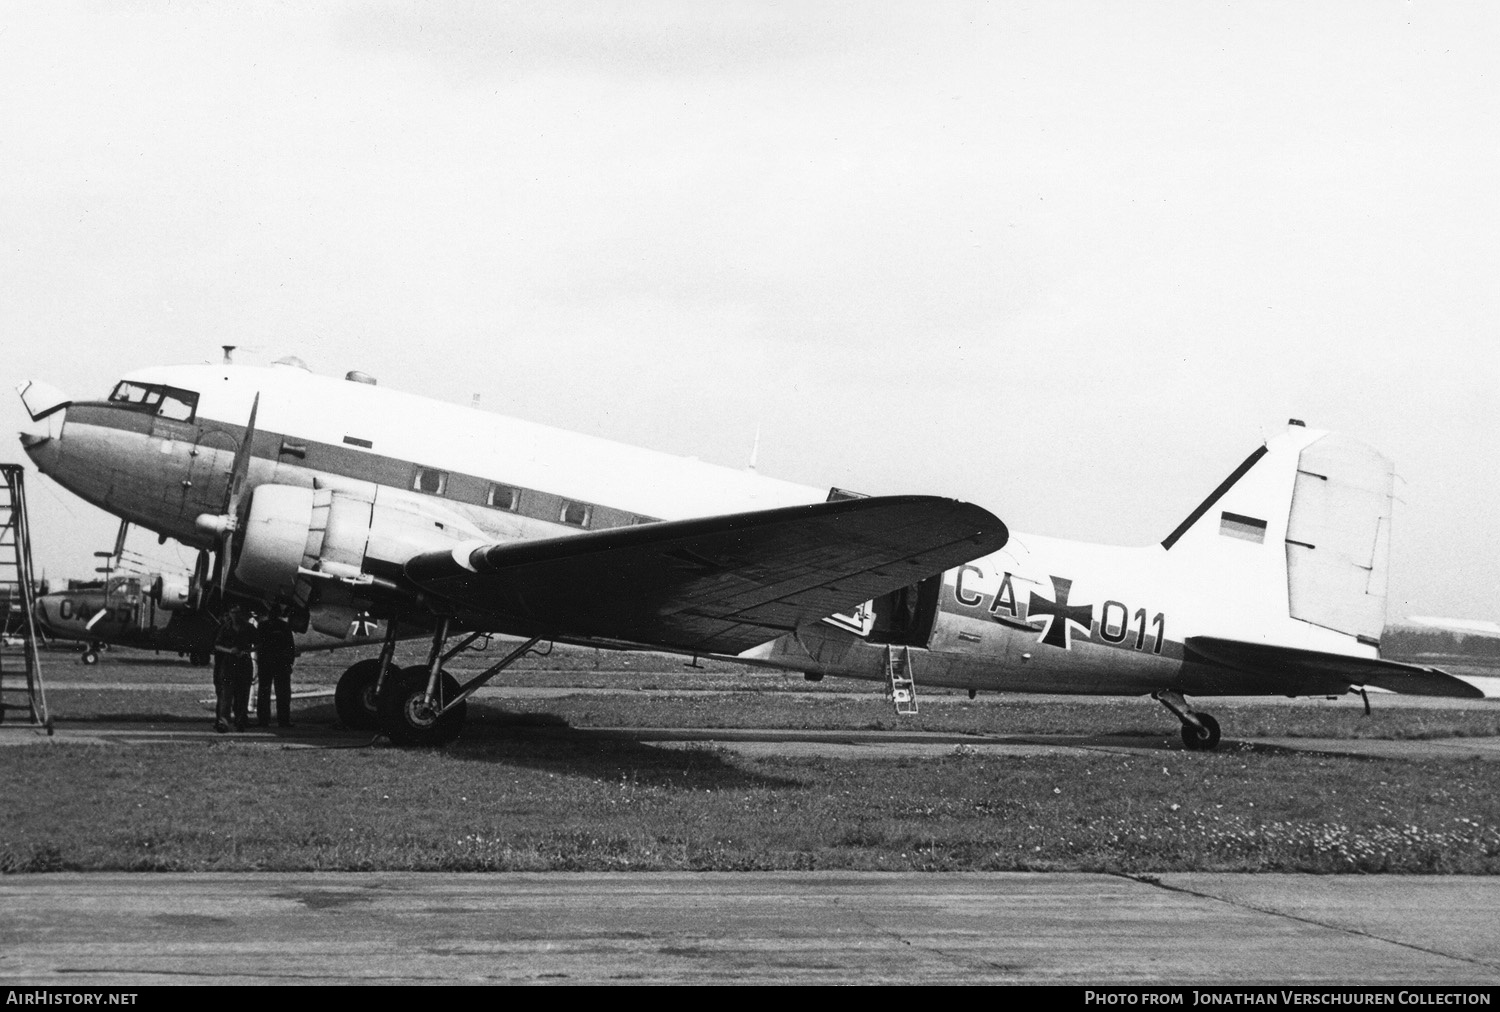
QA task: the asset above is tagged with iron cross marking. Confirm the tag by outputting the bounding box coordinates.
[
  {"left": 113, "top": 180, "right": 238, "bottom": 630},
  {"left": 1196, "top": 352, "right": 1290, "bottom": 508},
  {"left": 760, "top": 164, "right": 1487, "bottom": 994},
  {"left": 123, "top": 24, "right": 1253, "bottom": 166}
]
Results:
[{"left": 1027, "top": 576, "right": 1094, "bottom": 649}]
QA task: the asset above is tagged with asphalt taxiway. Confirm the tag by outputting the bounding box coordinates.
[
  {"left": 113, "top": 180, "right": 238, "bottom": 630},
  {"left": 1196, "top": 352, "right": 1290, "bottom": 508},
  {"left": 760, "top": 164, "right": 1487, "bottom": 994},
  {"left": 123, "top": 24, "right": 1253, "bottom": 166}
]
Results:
[{"left": 2, "top": 871, "right": 1498, "bottom": 985}]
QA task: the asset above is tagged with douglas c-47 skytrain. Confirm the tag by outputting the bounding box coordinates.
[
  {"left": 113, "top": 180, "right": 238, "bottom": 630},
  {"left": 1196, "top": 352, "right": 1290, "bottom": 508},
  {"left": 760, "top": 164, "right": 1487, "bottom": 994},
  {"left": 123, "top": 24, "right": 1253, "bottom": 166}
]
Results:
[{"left": 17, "top": 359, "right": 1479, "bottom": 747}]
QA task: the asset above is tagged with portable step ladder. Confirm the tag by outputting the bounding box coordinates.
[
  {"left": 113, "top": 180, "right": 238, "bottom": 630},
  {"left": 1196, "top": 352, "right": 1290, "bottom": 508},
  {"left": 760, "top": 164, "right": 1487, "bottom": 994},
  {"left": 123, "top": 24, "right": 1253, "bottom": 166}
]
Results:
[
  {"left": 0, "top": 464, "right": 52, "bottom": 733},
  {"left": 884, "top": 644, "right": 919, "bottom": 716}
]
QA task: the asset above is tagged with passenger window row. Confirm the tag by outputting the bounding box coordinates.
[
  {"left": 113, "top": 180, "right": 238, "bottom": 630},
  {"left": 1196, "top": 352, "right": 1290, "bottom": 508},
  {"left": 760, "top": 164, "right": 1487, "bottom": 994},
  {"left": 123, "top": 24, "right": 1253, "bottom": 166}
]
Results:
[{"left": 410, "top": 466, "right": 650, "bottom": 530}]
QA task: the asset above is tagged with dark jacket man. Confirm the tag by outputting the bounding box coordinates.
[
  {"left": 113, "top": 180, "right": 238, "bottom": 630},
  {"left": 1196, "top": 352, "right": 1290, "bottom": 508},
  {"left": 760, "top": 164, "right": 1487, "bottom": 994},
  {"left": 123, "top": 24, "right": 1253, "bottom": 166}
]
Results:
[
  {"left": 212, "top": 607, "right": 255, "bottom": 732},
  {"left": 256, "top": 614, "right": 296, "bottom": 728}
]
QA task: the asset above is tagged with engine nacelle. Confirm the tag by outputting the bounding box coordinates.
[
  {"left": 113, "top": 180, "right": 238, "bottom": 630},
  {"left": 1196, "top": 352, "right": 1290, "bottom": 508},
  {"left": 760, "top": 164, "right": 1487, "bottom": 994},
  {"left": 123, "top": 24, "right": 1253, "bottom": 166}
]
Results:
[
  {"left": 235, "top": 485, "right": 317, "bottom": 598},
  {"left": 234, "top": 481, "right": 490, "bottom": 605},
  {"left": 151, "top": 575, "right": 193, "bottom": 611}
]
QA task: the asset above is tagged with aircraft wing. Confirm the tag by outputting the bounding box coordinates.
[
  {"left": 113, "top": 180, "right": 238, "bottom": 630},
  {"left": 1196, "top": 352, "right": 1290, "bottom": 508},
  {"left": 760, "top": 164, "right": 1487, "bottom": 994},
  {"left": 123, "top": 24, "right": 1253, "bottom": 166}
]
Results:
[
  {"left": 405, "top": 495, "right": 1007, "bottom": 655},
  {"left": 1186, "top": 636, "right": 1485, "bottom": 699}
]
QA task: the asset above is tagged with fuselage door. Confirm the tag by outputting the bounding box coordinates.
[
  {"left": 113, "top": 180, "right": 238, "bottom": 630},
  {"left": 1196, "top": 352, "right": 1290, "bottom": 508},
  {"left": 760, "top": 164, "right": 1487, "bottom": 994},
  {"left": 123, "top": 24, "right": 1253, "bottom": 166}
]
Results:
[{"left": 866, "top": 576, "right": 943, "bottom": 647}]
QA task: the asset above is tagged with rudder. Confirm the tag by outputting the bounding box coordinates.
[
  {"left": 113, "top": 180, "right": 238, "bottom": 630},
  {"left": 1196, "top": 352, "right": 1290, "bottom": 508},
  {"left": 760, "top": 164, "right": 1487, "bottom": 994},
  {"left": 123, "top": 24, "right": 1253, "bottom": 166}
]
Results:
[{"left": 1284, "top": 433, "right": 1393, "bottom": 643}]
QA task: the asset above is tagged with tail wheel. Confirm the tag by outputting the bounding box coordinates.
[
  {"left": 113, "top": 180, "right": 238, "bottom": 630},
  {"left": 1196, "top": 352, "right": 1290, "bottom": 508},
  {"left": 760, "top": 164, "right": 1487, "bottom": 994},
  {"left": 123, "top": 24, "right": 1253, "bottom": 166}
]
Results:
[
  {"left": 334, "top": 659, "right": 384, "bottom": 730},
  {"left": 1181, "top": 712, "right": 1222, "bottom": 751},
  {"left": 377, "top": 665, "right": 467, "bottom": 746},
  {"left": 81, "top": 648, "right": 99, "bottom": 665}
]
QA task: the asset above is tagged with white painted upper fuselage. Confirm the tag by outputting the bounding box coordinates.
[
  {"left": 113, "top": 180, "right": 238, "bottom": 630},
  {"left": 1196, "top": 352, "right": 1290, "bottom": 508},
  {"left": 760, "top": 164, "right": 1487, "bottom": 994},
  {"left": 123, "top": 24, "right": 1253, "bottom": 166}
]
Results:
[{"left": 130, "top": 362, "right": 829, "bottom": 522}]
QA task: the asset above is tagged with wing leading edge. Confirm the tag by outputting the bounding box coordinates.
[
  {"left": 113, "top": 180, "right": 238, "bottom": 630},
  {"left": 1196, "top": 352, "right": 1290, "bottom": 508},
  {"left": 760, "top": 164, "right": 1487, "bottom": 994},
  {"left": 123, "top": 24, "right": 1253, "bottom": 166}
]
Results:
[
  {"left": 404, "top": 495, "right": 1008, "bottom": 655},
  {"left": 1187, "top": 636, "right": 1485, "bottom": 699}
]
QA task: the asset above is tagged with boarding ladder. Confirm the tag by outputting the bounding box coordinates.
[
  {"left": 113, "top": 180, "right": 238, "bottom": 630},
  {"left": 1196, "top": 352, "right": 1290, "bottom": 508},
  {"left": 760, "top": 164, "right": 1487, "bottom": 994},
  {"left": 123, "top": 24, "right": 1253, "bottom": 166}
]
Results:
[
  {"left": 884, "top": 644, "right": 919, "bottom": 716},
  {"left": 0, "top": 464, "right": 51, "bottom": 733}
]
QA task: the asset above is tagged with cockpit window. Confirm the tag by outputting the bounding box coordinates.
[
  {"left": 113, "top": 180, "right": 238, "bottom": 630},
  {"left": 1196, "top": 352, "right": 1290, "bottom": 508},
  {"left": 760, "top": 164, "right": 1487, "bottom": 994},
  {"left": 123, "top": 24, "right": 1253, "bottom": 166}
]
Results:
[
  {"left": 109, "top": 382, "right": 160, "bottom": 409},
  {"left": 108, "top": 381, "right": 198, "bottom": 422},
  {"left": 157, "top": 389, "right": 197, "bottom": 421}
]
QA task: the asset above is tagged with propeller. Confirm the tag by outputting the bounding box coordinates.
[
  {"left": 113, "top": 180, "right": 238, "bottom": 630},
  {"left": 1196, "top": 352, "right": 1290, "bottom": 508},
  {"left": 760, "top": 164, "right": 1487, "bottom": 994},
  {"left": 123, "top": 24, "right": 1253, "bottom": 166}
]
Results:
[
  {"left": 187, "top": 549, "right": 212, "bottom": 611},
  {"left": 110, "top": 518, "right": 130, "bottom": 563},
  {"left": 194, "top": 393, "right": 259, "bottom": 603}
]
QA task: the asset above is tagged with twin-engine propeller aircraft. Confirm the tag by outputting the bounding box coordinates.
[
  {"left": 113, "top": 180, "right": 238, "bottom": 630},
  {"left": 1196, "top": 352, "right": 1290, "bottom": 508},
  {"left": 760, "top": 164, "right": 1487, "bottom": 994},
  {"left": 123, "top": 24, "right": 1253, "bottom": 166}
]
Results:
[
  {"left": 32, "top": 569, "right": 393, "bottom": 665},
  {"left": 18, "top": 361, "right": 1479, "bottom": 748},
  {"left": 17, "top": 360, "right": 1007, "bottom": 744},
  {"left": 33, "top": 570, "right": 209, "bottom": 665}
]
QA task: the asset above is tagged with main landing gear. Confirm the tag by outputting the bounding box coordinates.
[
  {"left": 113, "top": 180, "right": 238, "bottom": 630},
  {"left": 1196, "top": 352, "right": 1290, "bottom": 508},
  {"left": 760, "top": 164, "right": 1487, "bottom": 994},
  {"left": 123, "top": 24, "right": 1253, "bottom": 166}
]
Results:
[
  {"left": 1153, "top": 689, "right": 1222, "bottom": 751},
  {"left": 379, "top": 665, "right": 467, "bottom": 746},
  {"left": 333, "top": 617, "right": 543, "bottom": 746},
  {"left": 334, "top": 658, "right": 385, "bottom": 730},
  {"left": 335, "top": 618, "right": 404, "bottom": 731}
]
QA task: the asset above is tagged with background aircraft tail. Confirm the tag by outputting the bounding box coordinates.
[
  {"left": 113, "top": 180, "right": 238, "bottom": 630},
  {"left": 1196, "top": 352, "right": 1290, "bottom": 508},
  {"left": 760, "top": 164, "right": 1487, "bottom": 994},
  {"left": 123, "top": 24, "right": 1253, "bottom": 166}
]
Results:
[{"left": 1161, "top": 421, "right": 1394, "bottom": 648}]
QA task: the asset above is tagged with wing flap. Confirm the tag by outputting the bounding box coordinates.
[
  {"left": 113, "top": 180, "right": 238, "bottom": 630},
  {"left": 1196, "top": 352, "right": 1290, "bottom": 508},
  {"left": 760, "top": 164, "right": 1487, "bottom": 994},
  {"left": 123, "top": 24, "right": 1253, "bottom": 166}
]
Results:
[
  {"left": 1187, "top": 636, "right": 1485, "bottom": 699},
  {"left": 405, "top": 495, "right": 1006, "bottom": 655}
]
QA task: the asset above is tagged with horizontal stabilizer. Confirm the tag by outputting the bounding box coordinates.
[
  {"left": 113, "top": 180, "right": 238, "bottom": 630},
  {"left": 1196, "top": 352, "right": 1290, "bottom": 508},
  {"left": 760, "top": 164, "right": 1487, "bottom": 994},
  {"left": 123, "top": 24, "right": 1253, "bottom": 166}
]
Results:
[
  {"left": 405, "top": 496, "right": 1008, "bottom": 655},
  {"left": 1187, "top": 636, "right": 1485, "bottom": 699}
]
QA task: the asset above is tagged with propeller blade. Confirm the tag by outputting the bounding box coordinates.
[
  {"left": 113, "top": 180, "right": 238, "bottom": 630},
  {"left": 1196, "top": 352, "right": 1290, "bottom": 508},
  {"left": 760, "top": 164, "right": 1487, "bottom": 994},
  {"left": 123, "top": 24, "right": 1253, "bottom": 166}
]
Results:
[
  {"left": 188, "top": 550, "right": 211, "bottom": 610},
  {"left": 111, "top": 519, "right": 130, "bottom": 564},
  {"left": 224, "top": 392, "right": 260, "bottom": 517},
  {"left": 218, "top": 393, "right": 260, "bottom": 595}
]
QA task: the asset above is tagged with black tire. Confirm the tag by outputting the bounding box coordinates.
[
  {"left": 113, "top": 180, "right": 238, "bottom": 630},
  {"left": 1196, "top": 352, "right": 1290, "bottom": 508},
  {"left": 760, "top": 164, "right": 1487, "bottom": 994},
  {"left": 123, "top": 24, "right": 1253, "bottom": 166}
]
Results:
[
  {"left": 1180, "top": 712, "right": 1222, "bottom": 751},
  {"left": 377, "top": 665, "right": 467, "bottom": 746},
  {"left": 334, "top": 659, "right": 384, "bottom": 730},
  {"left": 81, "top": 649, "right": 99, "bottom": 666}
]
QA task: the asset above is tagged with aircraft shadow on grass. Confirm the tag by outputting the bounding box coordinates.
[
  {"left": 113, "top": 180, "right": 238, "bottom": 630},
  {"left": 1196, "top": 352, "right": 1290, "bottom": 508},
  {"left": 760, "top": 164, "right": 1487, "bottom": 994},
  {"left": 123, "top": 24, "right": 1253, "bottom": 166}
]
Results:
[{"left": 303, "top": 700, "right": 802, "bottom": 790}]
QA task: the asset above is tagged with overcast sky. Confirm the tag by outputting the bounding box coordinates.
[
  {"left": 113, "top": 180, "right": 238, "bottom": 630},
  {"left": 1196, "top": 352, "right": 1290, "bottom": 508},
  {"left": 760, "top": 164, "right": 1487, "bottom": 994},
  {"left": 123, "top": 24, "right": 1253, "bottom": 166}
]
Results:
[{"left": 2, "top": 2, "right": 1496, "bottom": 621}]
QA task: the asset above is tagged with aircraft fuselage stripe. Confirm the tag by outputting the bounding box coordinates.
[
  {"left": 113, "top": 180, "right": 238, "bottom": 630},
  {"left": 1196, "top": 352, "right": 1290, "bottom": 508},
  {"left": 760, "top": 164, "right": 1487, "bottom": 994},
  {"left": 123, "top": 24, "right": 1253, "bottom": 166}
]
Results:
[{"left": 63, "top": 401, "right": 658, "bottom": 535}]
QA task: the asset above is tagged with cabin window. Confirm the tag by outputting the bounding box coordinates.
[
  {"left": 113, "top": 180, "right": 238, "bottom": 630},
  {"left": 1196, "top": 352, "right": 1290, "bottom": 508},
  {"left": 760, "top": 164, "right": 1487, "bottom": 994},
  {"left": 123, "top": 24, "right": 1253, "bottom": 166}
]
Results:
[
  {"left": 487, "top": 484, "right": 519, "bottom": 511},
  {"left": 560, "top": 500, "right": 592, "bottom": 527},
  {"left": 413, "top": 467, "right": 447, "bottom": 495}
]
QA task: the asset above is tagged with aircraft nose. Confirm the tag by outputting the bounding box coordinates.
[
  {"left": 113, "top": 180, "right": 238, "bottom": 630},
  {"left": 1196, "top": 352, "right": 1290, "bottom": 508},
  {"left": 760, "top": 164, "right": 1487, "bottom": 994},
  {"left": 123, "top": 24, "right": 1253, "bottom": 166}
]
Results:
[
  {"left": 17, "top": 381, "right": 69, "bottom": 465},
  {"left": 19, "top": 430, "right": 55, "bottom": 472},
  {"left": 31, "top": 596, "right": 56, "bottom": 632}
]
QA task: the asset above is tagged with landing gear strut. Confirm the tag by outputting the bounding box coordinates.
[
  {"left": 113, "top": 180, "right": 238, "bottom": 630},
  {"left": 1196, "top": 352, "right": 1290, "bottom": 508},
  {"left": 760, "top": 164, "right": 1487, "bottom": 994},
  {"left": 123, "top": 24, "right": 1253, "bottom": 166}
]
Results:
[
  {"left": 376, "top": 616, "right": 542, "bottom": 747},
  {"left": 1154, "top": 689, "right": 1222, "bottom": 751}
]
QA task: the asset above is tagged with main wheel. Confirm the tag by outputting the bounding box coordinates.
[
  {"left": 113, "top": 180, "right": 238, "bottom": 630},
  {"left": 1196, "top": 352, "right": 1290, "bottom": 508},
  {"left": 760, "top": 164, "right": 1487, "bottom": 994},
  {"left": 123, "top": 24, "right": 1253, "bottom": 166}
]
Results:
[
  {"left": 334, "top": 659, "right": 384, "bottom": 730},
  {"left": 377, "top": 665, "right": 467, "bottom": 746},
  {"left": 1180, "top": 712, "right": 1222, "bottom": 751}
]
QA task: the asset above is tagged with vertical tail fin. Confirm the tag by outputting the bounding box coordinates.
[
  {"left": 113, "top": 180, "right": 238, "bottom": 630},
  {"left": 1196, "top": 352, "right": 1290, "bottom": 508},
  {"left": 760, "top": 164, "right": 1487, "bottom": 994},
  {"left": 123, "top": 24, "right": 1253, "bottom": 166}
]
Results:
[{"left": 1162, "top": 422, "right": 1394, "bottom": 648}]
